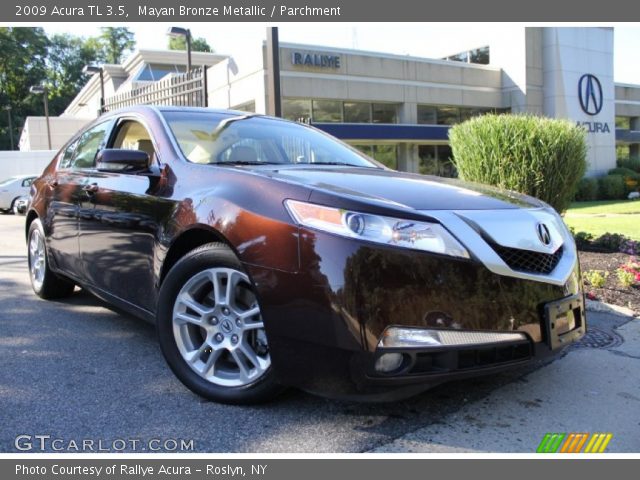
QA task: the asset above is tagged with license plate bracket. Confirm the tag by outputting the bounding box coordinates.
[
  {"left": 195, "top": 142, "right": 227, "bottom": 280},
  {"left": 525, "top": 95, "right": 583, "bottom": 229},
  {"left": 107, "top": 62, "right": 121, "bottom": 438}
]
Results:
[{"left": 543, "top": 294, "right": 585, "bottom": 350}]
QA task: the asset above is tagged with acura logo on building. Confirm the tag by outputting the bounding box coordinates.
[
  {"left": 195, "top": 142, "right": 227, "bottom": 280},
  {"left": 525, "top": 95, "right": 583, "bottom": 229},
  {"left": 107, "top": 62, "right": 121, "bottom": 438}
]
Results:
[
  {"left": 578, "top": 74, "right": 603, "bottom": 116},
  {"left": 536, "top": 223, "right": 552, "bottom": 247}
]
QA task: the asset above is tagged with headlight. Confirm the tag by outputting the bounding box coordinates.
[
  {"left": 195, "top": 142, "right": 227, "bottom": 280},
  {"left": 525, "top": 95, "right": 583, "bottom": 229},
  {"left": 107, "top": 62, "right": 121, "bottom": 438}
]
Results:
[{"left": 284, "top": 199, "right": 469, "bottom": 258}]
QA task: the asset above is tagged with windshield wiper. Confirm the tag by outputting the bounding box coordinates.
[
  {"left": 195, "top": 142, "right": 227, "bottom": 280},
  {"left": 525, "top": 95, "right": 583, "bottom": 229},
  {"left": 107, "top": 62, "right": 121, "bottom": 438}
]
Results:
[
  {"left": 301, "top": 162, "right": 378, "bottom": 168},
  {"left": 217, "top": 161, "right": 282, "bottom": 166}
]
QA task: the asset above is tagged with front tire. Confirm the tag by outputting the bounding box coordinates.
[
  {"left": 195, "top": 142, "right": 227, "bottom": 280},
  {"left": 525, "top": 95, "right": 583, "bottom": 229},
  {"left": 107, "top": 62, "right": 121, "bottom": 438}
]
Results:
[
  {"left": 157, "top": 243, "right": 283, "bottom": 404},
  {"left": 27, "top": 218, "right": 75, "bottom": 299}
]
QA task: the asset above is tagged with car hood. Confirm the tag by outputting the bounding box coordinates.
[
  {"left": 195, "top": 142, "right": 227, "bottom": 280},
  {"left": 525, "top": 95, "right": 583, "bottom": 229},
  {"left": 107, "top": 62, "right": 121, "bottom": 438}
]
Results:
[{"left": 257, "top": 166, "right": 546, "bottom": 211}]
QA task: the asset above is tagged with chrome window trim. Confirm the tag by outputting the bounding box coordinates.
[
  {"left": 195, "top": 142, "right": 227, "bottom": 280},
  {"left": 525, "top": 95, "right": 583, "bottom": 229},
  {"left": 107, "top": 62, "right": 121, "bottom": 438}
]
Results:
[{"left": 420, "top": 209, "right": 577, "bottom": 286}]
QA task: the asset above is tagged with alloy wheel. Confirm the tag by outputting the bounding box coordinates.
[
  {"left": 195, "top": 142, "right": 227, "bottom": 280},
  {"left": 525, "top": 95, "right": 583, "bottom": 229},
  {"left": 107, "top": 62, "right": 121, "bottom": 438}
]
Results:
[
  {"left": 29, "top": 228, "right": 46, "bottom": 291},
  {"left": 172, "top": 267, "right": 270, "bottom": 387}
]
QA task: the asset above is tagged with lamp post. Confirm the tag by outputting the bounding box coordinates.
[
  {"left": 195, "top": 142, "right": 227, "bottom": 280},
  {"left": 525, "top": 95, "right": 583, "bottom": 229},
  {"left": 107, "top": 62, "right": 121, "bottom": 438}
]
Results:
[
  {"left": 3, "top": 105, "right": 14, "bottom": 150},
  {"left": 29, "top": 85, "right": 51, "bottom": 150},
  {"left": 167, "top": 26, "right": 192, "bottom": 74},
  {"left": 83, "top": 65, "right": 105, "bottom": 114}
]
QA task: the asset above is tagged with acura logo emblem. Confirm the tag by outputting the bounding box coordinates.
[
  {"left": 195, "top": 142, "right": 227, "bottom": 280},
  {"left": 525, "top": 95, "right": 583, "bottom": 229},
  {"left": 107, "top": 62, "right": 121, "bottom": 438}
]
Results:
[
  {"left": 220, "top": 319, "right": 233, "bottom": 333},
  {"left": 536, "top": 223, "right": 552, "bottom": 247},
  {"left": 578, "top": 74, "right": 603, "bottom": 116}
]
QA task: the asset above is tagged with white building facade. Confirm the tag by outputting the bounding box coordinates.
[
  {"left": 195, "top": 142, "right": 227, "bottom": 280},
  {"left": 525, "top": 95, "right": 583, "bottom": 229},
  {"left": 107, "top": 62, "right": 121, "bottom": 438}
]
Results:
[
  {"left": 208, "top": 27, "right": 640, "bottom": 177},
  {"left": 26, "top": 27, "right": 640, "bottom": 179}
]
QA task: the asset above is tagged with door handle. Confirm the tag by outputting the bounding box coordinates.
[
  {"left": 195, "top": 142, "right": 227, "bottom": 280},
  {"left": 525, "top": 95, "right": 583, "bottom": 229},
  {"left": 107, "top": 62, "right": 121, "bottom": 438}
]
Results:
[{"left": 83, "top": 183, "right": 99, "bottom": 194}]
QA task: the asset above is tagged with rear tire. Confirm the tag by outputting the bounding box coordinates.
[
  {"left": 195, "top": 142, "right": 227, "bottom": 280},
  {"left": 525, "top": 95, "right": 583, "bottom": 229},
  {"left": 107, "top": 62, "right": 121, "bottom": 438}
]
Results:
[
  {"left": 27, "top": 218, "right": 75, "bottom": 299},
  {"left": 157, "top": 242, "right": 283, "bottom": 404},
  {"left": 9, "top": 197, "right": 19, "bottom": 215}
]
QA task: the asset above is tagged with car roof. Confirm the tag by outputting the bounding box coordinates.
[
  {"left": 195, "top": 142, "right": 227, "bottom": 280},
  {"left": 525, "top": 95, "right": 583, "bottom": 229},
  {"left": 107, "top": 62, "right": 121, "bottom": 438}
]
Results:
[{"left": 103, "top": 105, "right": 252, "bottom": 118}]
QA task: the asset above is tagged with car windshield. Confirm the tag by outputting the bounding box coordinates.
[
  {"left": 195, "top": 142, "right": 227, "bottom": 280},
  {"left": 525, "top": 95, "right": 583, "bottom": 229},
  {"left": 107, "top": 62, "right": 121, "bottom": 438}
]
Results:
[{"left": 162, "top": 111, "right": 380, "bottom": 168}]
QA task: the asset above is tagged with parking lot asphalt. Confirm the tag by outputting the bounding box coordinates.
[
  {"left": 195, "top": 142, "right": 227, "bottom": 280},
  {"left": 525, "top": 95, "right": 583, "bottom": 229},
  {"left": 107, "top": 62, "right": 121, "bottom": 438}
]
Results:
[{"left": 0, "top": 214, "right": 638, "bottom": 453}]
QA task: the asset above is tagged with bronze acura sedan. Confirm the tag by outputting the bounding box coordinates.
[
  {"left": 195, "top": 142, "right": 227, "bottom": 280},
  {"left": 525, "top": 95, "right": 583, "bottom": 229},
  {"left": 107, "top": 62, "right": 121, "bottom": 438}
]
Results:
[{"left": 26, "top": 106, "right": 585, "bottom": 404}]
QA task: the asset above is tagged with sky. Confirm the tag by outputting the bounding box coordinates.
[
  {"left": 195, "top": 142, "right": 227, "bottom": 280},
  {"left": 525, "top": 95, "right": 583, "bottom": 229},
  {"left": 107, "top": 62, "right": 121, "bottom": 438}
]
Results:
[{"left": 34, "top": 23, "right": 640, "bottom": 84}]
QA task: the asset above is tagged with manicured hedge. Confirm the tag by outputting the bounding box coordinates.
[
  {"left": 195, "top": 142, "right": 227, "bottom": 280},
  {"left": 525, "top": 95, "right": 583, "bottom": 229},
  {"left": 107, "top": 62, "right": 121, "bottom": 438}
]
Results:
[
  {"left": 449, "top": 114, "right": 587, "bottom": 212},
  {"left": 574, "top": 177, "right": 599, "bottom": 201},
  {"left": 617, "top": 157, "right": 640, "bottom": 173},
  {"left": 598, "top": 174, "right": 626, "bottom": 200}
]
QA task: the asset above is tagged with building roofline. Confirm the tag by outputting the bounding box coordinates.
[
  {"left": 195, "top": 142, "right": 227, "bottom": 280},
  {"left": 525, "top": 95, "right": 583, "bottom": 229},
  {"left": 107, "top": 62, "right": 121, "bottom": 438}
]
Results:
[
  {"left": 277, "top": 41, "right": 502, "bottom": 71},
  {"left": 615, "top": 82, "right": 640, "bottom": 89}
]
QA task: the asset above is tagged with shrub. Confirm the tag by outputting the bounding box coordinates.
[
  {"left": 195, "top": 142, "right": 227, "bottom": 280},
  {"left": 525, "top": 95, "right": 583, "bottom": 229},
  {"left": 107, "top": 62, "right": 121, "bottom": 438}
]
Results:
[
  {"left": 449, "top": 114, "right": 587, "bottom": 213},
  {"left": 608, "top": 168, "right": 640, "bottom": 194},
  {"left": 608, "top": 167, "right": 637, "bottom": 177},
  {"left": 617, "top": 157, "right": 640, "bottom": 173},
  {"left": 574, "top": 177, "right": 599, "bottom": 201},
  {"left": 598, "top": 174, "right": 626, "bottom": 199},
  {"left": 616, "top": 268, "right": 636, "bottom": 288},
  {"left": 583, "top": 270, "right": 608, "bottom": 288},
  {"left": 620, "top": 239, "right": 640, "bottom": 256},
  {"left": 616, "top": 259, "right": 640, "bottom": 288},
  {"left": 592, "top": 232, "right": 628, "bottom": 252},
  {"left": 573, "top": 230, "right": 594, "bottom": 250}
]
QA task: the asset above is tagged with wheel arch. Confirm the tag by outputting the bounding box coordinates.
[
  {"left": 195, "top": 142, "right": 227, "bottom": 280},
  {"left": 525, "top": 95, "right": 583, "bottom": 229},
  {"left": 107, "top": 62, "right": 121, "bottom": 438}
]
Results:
[
  {"left": 159, "top": 226, "right": 238, "bottom": 287},
  {"left": 25, "top": 210, "right": 38, "bottom": 241}
]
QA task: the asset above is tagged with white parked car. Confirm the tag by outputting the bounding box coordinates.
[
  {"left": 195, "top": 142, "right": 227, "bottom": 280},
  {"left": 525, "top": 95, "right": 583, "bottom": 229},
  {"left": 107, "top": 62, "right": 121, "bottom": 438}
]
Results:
[{"left": 0, "top": 175, "right": 37, "bottom": 214}]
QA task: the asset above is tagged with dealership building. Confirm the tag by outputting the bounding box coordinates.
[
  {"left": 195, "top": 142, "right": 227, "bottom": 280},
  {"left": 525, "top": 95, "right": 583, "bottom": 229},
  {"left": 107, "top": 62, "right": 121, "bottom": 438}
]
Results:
[{"left": 24, "top": 26, "right": 640, "bottom": 178}]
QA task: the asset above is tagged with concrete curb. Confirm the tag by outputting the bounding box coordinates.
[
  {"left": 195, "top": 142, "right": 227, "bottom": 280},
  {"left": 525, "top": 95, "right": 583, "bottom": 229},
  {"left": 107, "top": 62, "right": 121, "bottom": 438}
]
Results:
[{"left": 585, "top": 299, "right": 637, "bottom": 318}]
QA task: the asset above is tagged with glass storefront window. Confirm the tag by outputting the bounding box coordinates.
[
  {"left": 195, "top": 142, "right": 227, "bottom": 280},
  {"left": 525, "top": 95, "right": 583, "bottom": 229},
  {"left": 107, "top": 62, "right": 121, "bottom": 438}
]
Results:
[
  {"left": 470, "top": 46, "right": 490, "bottom": 65},
  {"left": 352, "top": 144, "right": 398, "bottom": 169},
  {"left": 312, "top": 100, "right": 342, "bottom": 122},
  {"left": 418, "top": 145, "right": 438, "bottom": 175},
  {"left": 372, "top": 104, "right": 398, "bottom": 124},
  {"left": 460, "top": 107, "right": 493, "bottom": 122},
  {"left": 436, "top": 107, "right": 460, "bottom": 125},
  {"left": 417, "top": 105, "right": 437, "bottom": 125},
  {"left": 344, "top": 102, "right": 371, "bottom": 123},
  {"left": 232, "top": 101, "right": 256, "bottom": 113},
  {"left": 616, "top": 117, "right": 631, "bottom": 130},
  {"left": 353, "top": 145, "right": 373, "bottom": 157},
  {"left": 616, "top": 145, "right": 630, "bottom": 160},
  {"left": 418, "top": 145, "right": 457, "bottom": 178},
  {"left": 372, "top": 145, "right": 398, "bottom": 169},
  {"left": 283, "top": 99, "right": 312, "bottom": 121}
]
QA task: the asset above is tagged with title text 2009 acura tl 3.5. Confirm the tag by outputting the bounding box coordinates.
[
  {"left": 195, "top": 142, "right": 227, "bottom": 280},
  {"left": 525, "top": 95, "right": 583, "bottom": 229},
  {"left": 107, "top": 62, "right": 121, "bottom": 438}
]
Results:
[{"left": 26, "top": 106, "right": 585, "bottom": 404}]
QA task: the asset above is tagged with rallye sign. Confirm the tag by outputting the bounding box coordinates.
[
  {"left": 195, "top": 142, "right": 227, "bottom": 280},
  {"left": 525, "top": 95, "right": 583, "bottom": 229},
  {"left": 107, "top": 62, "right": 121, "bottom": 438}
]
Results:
[{"left": 292, "top": 52, "right": 341, "bottom": 68}]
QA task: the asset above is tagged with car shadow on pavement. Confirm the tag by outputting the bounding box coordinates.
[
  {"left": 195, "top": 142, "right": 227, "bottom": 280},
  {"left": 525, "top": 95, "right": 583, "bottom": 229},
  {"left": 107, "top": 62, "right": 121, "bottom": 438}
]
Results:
[{"left": 0, "top": 270, "right": 562, "bottom": 453}]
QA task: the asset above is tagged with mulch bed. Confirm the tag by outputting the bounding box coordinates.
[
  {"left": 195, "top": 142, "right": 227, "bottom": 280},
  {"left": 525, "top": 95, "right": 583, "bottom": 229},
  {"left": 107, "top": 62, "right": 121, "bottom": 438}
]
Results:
[{"left": 578, "top": 250, "right": 639, "bottom": 315}]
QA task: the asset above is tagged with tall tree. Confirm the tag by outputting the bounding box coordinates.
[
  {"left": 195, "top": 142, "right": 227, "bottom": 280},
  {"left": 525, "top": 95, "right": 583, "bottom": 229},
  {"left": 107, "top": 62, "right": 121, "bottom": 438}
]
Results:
[
  {"left": 168, "top": 36, "right": 213, "bottom": 53},
  {"left": 0, "top": 27, "right": 49, "bottom": 150},
  {"left": 46, "top": 33, "right": 104, "bottom": 115},
  {"left": 99, "top": 27, "right": 135, "bottom": 64}
]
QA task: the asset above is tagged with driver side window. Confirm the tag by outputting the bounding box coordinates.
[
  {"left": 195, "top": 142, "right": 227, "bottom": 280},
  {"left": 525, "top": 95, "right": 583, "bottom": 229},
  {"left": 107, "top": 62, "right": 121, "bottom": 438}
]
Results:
[
  {"left": 112, "top": 120, "right": 157, "bottom": 164},
  {"left": 68, "top": 121, "right": 113, "bottom": 170}
]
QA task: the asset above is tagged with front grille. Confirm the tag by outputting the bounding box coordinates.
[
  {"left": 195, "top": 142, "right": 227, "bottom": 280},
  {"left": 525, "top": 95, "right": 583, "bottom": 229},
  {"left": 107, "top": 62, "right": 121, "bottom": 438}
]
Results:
[{"left": 492, "top": 244, "right": 563, "bottom": 275}]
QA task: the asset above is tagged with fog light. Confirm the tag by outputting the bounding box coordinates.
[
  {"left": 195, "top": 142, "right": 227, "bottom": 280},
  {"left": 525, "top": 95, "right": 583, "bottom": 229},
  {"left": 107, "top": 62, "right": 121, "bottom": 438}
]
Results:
[
  {"left": 379, "top": 327, "right": 527, "bottom": 348},
  {"left": 374, "top": 353, "right": 404, "bottom": 373}
]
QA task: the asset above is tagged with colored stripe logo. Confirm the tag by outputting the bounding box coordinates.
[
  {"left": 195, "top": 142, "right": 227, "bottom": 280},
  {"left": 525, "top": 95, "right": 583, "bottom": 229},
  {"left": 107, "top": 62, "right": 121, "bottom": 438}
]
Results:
[{"left": 537, "top": 433, "right": 612, "bottom": 453}]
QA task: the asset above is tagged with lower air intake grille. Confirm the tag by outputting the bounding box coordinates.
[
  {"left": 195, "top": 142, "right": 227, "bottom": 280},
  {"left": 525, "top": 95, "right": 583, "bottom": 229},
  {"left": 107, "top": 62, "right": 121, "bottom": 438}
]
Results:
[{"left": 492, "top": 244, "right": 563, "bottom": 275}]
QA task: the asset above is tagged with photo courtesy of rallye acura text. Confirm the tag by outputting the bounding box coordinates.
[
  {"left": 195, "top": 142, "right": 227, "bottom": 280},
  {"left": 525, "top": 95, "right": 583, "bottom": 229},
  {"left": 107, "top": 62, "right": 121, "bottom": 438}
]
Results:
[{"left": 26, "top": 106, "right": 585, "bottom": 404}]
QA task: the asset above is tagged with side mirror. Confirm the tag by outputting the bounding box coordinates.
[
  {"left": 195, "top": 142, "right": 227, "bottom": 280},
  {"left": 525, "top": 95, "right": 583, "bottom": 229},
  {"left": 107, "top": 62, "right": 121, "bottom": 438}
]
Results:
[{"left": 96, "top": 149, "right": 150, "bottom": 173}]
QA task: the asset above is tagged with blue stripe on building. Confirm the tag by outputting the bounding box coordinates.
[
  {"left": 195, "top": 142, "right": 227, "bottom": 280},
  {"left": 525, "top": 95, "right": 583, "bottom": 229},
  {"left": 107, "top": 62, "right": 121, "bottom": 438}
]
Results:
[{"left": 313, "top": 123, "right": 450, "bottom": 142}]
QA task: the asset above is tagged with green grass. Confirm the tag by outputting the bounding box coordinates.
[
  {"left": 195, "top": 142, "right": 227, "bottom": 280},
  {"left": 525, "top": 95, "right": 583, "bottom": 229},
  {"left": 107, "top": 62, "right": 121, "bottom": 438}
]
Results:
[
  {"left": 563, "top": 200, "right": 640, "bottom": 240},
  {"left": 564, "top": 216, "right": 640, "bottom": 240},
  {"left": 566, "top": 200, "right": 640, "bottom": 215}
]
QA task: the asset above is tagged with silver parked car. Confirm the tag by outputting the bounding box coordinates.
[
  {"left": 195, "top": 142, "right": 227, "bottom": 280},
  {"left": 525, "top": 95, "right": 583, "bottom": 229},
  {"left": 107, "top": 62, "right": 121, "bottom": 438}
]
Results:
[{"left": 0, "top": 175, "right": 37, "bottom": 214}]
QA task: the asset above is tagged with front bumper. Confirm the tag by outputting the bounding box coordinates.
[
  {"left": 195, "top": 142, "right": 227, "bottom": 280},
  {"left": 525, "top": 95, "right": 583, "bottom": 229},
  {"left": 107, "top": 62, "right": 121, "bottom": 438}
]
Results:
[{"left": 246, "top": 228, "right": 585, "bottom": 400}]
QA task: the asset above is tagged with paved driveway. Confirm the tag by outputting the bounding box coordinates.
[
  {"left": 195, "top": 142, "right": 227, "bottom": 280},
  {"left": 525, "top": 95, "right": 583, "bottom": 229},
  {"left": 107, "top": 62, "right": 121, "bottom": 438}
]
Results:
[{"left": 0, "top": 214, "right": 637, "bottom": 453}]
